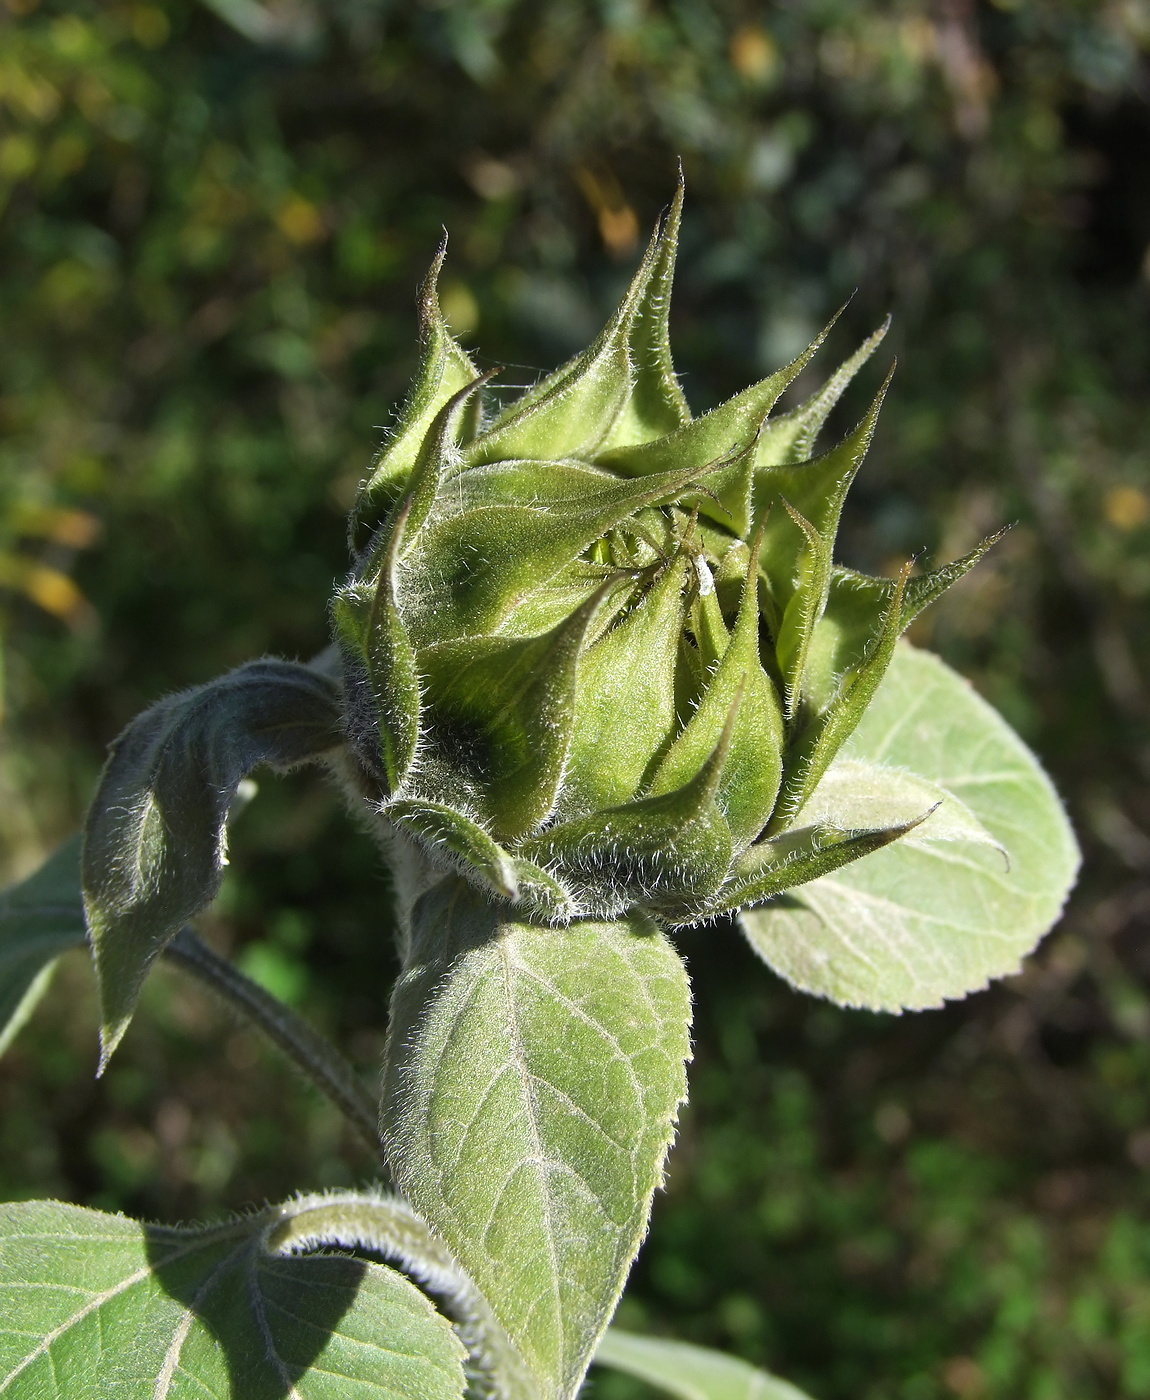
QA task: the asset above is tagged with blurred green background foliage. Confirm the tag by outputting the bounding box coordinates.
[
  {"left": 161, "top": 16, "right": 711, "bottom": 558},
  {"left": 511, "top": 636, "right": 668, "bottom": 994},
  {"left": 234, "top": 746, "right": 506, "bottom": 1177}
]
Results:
[{"left": 1, "top": 1, "right": 1149, "bottom": 1396}]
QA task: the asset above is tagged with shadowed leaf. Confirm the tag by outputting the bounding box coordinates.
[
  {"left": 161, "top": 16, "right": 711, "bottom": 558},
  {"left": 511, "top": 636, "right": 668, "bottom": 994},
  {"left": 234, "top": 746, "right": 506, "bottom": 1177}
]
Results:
[
  {"left": 416, "top": 592, "right": 601, "bottom": 838},
  {"left": 0, "top": 837, "right": 86, "bottom": 1058},
  {"left": 401, "top": 459, "right": 709, "bottom": 644},
  {"left": 651, "top": 539, "right": 783, "bottom": 848},
  {"left": 83, "top": 659, "right": 343, "bottom": 1069},
  {"left": 0, "top": 1199, "right": 465, "bottom": 1399}
]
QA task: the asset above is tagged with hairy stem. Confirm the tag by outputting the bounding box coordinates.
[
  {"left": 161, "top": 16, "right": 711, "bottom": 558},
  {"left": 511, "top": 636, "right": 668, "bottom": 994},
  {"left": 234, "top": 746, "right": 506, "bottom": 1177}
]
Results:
[
  {"left": 268, "top": 1190, "right": 537, "bottom": 1400},
  {"left": 164, "top": 927, "right": 382, "bottom": 1159}
]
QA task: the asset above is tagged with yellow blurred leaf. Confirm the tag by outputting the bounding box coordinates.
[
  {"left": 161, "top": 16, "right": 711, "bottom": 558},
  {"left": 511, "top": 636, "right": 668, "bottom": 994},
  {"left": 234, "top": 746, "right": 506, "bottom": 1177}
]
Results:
[
  {"left": 277, "top": 194, "right": 326, "bottom": 245},
  {"left": 0, "top": 553, "right": 96, "bottom": 629},
  {"left": 10, "top": 503, "right": 101, "bottom": 549},
  {"left": 730, "top": 25, "right": 779, "bottom": 84},
  {"left": 574, "top": 165, "right": 639, "bottom": 258},
  {"left": 0, "top": 134, "right": 37, "bottom": 181},
  {"left": 1105, "top": 485, "right": 1150, "bottom": 532},
  {"left": 131, "top": 5, "right": 170, "bottom": 47},
  {"left": 438, "top": 281, "right": 480, "bottom": 337}
]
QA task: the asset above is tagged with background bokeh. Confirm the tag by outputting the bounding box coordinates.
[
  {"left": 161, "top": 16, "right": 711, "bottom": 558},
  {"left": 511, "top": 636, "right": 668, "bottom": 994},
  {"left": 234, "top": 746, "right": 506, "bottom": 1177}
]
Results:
[{"left": 1, "top": 1, "right": 1149, "bottom": 1396}]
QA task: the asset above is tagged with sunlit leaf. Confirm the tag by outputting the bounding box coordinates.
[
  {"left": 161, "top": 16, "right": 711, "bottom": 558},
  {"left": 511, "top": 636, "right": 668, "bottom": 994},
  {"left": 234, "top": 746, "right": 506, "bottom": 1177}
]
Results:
[
  {"left": 740, "top": 644, "right": 1080, "bottom": 1010},
  {"left": 595, "top": 1329, "right": 817, "bottom": 1400},
  {"left": 382, "top": 877, "right": 691, "bottom": 1400},
  {"left": 0, "top": 1198, "right": 466, "bottom": 1399}
]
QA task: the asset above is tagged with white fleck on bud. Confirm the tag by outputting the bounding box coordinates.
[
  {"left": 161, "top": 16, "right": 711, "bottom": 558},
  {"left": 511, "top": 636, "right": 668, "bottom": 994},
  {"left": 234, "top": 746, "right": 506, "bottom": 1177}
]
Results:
[{"left": 694, "top": 554, "right": 715, "bottom": 597}]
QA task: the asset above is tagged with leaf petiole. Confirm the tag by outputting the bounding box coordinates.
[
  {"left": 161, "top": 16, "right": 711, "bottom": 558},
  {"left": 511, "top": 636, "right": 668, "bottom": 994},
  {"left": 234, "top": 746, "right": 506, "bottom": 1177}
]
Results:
[{"left": 164, "top": 927, "right": 382, "bottom": 1159}]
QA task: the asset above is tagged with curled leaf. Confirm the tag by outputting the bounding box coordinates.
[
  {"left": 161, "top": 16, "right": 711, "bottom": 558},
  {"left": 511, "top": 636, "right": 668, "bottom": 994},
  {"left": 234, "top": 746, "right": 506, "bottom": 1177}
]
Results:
[{"left": 83, "top": 659, "right": 343, "bottom": 1069}]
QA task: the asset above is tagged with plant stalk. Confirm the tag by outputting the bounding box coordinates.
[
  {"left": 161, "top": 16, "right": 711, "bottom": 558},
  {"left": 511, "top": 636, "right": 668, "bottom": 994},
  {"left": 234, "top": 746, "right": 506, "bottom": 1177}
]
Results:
[
  {"left": 268, "top": 1190, "right": 537, "bottom": 1400},
  {"left": 164, "top": 927, "right": 382, "bottom": 1159}
]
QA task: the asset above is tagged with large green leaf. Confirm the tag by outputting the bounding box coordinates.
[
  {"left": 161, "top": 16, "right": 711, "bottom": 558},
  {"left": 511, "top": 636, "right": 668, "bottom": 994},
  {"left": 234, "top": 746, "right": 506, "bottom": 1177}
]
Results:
[
  {"left": 0, "top": 837, "right": 86, "bottom": 1057},
  {"left": 83, "top": 658, "right": 343, "bottom": 1069},
  {"left": 381, "top": 878, "right": 691, "bottom": 1400},
  {"left": 0, "top": 1198, "right": 466, "bottom": 1399},
  {"left": 740, "top": 644, "right": 1080, "bottom": 1010},
  {"left": 594, "top": 1329, "right": 816, "bottom": 1400}
]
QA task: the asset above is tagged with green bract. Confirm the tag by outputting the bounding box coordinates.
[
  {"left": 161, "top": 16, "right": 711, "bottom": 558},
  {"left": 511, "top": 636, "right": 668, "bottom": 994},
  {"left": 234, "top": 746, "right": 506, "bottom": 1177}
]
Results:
[{"left": 334, "top": 189, "right": 1002, "bottom": 930}]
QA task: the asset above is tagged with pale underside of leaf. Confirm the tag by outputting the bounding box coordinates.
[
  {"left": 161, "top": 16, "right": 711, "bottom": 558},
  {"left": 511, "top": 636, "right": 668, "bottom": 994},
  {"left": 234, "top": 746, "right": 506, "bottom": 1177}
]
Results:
[
  {"left": 740, "top": 644, "right": 1080, "bottom": 1011},
  {"left": 796, "top": 759, "right": 1005, "bottom": 856},
  {"left": 594, "top": 1329, "right": 817, "bottom": 1400},
  {"left": 381, "top": 878, "right": 691, "bottom": 1400},
  {"left": 0, "top": 1199, "right": 466, "bottom": 1400}
]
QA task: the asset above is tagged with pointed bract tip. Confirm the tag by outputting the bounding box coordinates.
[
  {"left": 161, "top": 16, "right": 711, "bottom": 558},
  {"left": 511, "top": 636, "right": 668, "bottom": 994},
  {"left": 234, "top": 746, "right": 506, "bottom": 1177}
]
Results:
[{"left": 416, "top": 232, "right": 457, "bottom": 341}]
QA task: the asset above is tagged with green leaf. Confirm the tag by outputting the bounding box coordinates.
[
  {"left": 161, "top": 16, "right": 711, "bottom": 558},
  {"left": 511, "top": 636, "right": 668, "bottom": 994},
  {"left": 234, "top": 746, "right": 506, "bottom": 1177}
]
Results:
[
  {"left": 267, "top": 1189, "right": 538, "bottom": 1400},
  {"left": 796, "top": 759, "right": 1005, "bottom": 857},
  {"left": 388, "top": 798, "right": 521, "bottom": 898},
  {"left": 351, "top": 239, "right": 480, "bottom": 544},
  {"left": 596, "top": 181, "right": 692, "bottom": 452},
  {"left": 524, "top": 713, "right": 735, "bottom": 918},
  {"left": 595, "top": 1329, "right": 817, "bottom": 1400},
  {"left": 597, "top": 331, "right": 830, "bottom": 538},
  {"left": 382, "top": 878, "right": 691, "bottom": 1400},
  {"left": 753, "top": 370, "right": 893, "bottom": 651},
  {"left": 83, "top": 659, "right": 343, "bottom": 1070},
  {"left": 0, "top": 838, "right": 86, "bottom": 1058},
  {"left": 707, "top": 814, "right": 924, "bottom": 917},
  {"left": 769, "top": 564, "right": 908, "bottom": 832},
  {"left": 386, "top": 799, "right": 577, "bottom": 920},
  {"left": 335, "top": 505, "right": 422, "bottom": 793},
  {"left": 801, "top": 530, "right": 1008, "bottom": 714},
  {"left": 772, "top": 501, "right": 833, "bottom": 721},
  {"left": 740, "top": 643, "right": 1080, "bottom": 1010},
  {"left": 0, "top": 1198, "right": 466, "bottom": 1399}
]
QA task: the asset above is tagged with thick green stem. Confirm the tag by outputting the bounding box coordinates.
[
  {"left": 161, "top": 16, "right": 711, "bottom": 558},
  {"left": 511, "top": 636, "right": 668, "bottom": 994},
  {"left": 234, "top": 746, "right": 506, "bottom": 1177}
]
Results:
[
  {"left": 267, "top": 1190, "right": 536, "bottom": 1400},
  {"left": 164, "top": 927, "right": 382, "bottom": 1159}
]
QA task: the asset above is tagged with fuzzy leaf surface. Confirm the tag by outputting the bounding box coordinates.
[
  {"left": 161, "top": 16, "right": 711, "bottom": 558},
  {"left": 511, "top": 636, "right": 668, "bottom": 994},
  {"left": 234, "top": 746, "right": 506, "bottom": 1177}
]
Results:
[
  {"left": 0, "top": 1199, "right": 466, "bottom": 1399},
  {"left": 471, "top": 194, "right": 685, "bottom": 464},
  {"left": 595, "top": 1330, "right": 816, "bottom": 1400},
  {"left": 740, "top": 644, "right": 1080, "bottom": 1010},
  {"left": 83, "top": 659, "right": 343, "bottom": 1066},
  {"left": 0, "top": 838, "right": 86, "bottom": 1057},
  {"left": 382, "top": 878, "right": 691, "bottom": 1400}
]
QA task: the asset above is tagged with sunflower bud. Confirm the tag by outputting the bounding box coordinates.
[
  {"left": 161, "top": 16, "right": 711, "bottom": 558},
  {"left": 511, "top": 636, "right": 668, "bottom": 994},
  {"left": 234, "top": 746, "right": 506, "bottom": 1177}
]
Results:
[{"left": 334, "top": 188, "right": 998, "bottom": 926}]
